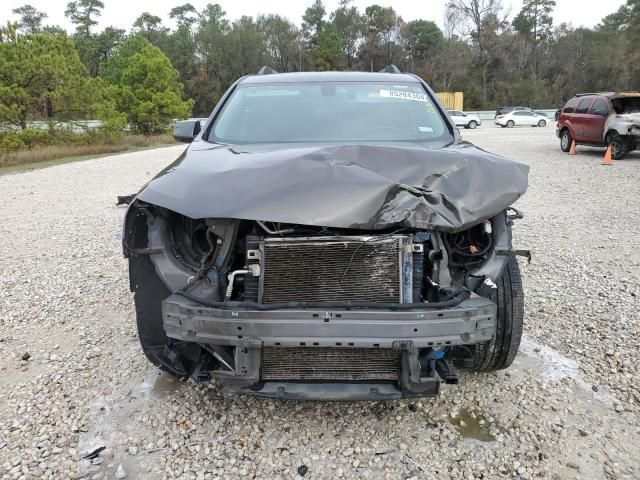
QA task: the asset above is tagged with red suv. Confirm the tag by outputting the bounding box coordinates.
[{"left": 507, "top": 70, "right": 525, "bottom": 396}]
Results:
[{"left": 557, "top": 92, "right": 640, "bottom": 159}]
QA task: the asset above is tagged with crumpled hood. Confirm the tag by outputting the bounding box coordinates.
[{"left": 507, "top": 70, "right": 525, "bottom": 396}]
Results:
[
  {"left": 616, "top": 112, "right": 640, "bottom": 123},
  {"left": 136, "top": 142, "right": 529, "bottom": 232}
]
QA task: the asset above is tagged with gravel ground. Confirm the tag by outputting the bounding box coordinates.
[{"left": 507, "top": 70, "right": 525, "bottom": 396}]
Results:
[{"left": 0, "top": 125, "right": 638, "bottom": 480}]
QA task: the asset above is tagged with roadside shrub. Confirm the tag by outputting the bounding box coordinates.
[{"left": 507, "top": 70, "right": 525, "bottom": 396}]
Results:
[
  {"left": 0, "top": 133, "right": 26, "bottom": 152},
  {"left": 0, "top": 131, "right": 175, "bottom": 168},
  {"left": 14, "top": 128, "right": 53, "bottom": 149},
  {"left": 0, "top": 128, "right": 124, "bottom": 152}
]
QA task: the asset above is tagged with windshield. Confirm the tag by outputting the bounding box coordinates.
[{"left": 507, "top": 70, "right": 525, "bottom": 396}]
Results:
[{"left": 209, "top": 82, "right": 451, "bottom": 144}]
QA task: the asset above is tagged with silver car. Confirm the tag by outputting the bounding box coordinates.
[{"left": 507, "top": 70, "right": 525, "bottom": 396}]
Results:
[{"left": 447, "top": 110, "right": 481, "bottom": 129}]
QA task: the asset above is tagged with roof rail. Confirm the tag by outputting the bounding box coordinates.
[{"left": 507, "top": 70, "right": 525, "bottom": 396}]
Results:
[
  {"left": 575, "top": 92, "right": 614, "bottom": 97},
  {"left": 257, "top": 66, "right": 278, "bottom": 75},
  {"left": 379, "top": 64, "right": 401, "bottom": 74}
]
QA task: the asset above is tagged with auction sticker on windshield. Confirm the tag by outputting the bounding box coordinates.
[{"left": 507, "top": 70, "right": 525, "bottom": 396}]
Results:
[{"left": 380, "top": 89, "right": 429, "bottom": 103}]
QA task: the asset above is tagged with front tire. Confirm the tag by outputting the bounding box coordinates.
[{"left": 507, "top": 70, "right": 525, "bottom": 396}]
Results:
[
  {"left": 538, "top": 120, "right": 546, "bottom": 127},
  {"left": 607, "top": 132, "right": 630, "bottom": 160},
  {"left": 471, "top": 257, "right": 524, "bottom": 371},
  {"left": 468, "top": 120, "right": 478, "bottom": 129},
  {"left": 506, "top": 120, "right": 515, "bottom": 128},
  {"left": 560, "top": 129, "right": 572, "bottom": 152}
]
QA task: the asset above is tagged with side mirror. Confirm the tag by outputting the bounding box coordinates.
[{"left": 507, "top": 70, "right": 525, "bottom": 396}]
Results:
[{"left": 173, "top": 119, "right": 202, "bottom": 143}]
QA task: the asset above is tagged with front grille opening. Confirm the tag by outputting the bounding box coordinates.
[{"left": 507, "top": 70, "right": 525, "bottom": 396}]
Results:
[{"left": 261, "top": 347, "right": 400, "bottom": 381}]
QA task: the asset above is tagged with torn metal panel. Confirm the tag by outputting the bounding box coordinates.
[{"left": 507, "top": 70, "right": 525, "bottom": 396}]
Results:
[
  {"left": 604, "top": 112, "right": 640, "bottom": 139},
  {"left": 605, "top": 94, "right": 640, "bottom": 141},
  {"left": 135, "top": 142, "right": 529, "bottom": 232}
]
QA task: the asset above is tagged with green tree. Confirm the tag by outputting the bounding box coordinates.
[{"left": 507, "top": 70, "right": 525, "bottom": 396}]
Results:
[
  {"left": 313, "top": 23, "right": 343, "bottom": 70},
  {"left": 104, "top": 36, "right": 193, "bottom": 134},
  {"left": 258, "top": 14, "right": 302, "bottom": 72},
  {"left": 330, "top": 0, "right": 362, "bottom": 69},
  {"left": 170, "top": 3, "right": 198, "bottom": 29},
  {"left": 199, "top": 3, "right": 228, "bottom": 29},
  {"left": 600, "top": 0, "right": 640, "bottom": 35},
  {"left": 12, "top": 4, "right": 47, "bottom": 34},
  {"left": 403, "top": 20, "right": 443, "bottom": 69},
  {"left": 361, "top": 5, "right": 402, "bottom": 69},
  {"left": 226, "top": 16, "right": 268, "bottom": 78},
  {"left": 0, "top": 32, "right": 122, "bottom": 130},
  {"left": 512, "top": 0, "right": 555, "bottom": 77},
  {"left": 92, "top": 27, "right": 126, "bottom": 75},
  {"left": 513, "top": 0, "right": 555, "bottom": 40},
  {"left": 302, "top": 0, "right": 326, "bottom": 44},
  {"left": 0, "top": 21, "right": 19, "bottom": 43},
  {"left": 302, "top": 0, "right": 346, "bottom": 70},
  {"left": 446, "top": 0, "right": 508, "bottom": 106},
  {"left": 65, "top": 0, "right": 121, "bottom": 77},
  {"left": 132, "top": 12, "right": 169, "bottom": 47},
  {"left": 424, "top": 37, "right": 473, "bottom": 93},
  {"left": 191, "top": 4, "right": 231, "bottom": 114},
  {"left": 65, "top": 0, "right": 104, "bottom": 36},
  {"left": 166, "top": 5, "right": 198, "bottom": 98},
  {"left": 600, "top": 0, "right": 640, "bottom": 89}
]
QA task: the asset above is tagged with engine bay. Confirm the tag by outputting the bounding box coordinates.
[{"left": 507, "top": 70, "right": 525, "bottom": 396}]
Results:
[{"left": 127, "top": 208, "right": 503, "bottom": 309}]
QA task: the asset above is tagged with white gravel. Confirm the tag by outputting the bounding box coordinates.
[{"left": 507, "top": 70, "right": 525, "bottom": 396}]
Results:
[{"left": 0, "top": 127, "right": 638, "bottom": 479}]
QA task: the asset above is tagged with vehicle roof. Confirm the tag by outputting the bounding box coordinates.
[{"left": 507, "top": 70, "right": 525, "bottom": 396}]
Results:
[
  {"left": 575, "top": 91, "right": 640, "bottom": 99},
  {"left": 239, "top": 71, "right": 421, "bottom": 84}
]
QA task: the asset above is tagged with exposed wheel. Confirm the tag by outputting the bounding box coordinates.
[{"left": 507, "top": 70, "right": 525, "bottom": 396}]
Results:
[
  {"left": 537, "top": 120, "right": 546, "bottom": 127},
  {"left": 470, "top": 257, "right": 524, "bottom": 371},
  {"left": 468, "top": 120, "right": 478, "bottom": 129},
  {"left": 606, "top": 132, "right": 630, "bottom": 160},
  {"left": 560, "top": 129, "right": 572, "bottom": 152},
  {"left": 506, "top": 120, "right": 515, "bottom": 128},
  {"left": 130, "top": 255, "right": 201, "bottom": 378}
]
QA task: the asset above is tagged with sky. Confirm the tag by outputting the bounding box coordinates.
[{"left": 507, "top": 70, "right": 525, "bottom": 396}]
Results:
[{"left": 1, "top": 0, "right": 627, "bottom": 33}]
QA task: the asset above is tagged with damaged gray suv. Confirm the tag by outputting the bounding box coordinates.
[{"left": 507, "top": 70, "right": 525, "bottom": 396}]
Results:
[{"left": 122, "top": 67, "right": 529, "bottom": 400}]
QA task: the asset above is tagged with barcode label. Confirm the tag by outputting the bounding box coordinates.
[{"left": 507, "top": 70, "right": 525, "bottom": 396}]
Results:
[{"left": 380, "top": 89, "right": 429, "bottom": 103}]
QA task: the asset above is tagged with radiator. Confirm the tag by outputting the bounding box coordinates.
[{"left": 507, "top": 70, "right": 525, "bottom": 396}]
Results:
[
  {"left": 259, "top": 236, "right": 414, "bottom": 304},
  {"left": 261, "top": 347, "right": 401, "bottom": 381}
]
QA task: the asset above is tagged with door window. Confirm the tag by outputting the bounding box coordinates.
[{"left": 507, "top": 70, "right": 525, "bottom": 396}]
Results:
[
  {"left": 590, "top": 98, "right": 609, "bottom": 116},
  {"left": 563, "top": 98, "right": 579, "bottom": 113},
  {"left": 575, "top": 98, "right": 593, "bottom": 114}
]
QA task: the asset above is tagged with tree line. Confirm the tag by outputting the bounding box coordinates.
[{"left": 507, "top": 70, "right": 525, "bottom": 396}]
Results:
[{"left": 1, "top": 0, "right": 639, "bottom": 136}]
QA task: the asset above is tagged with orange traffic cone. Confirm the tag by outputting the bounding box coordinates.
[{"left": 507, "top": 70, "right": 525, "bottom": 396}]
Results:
[
  {"left": 602, "top": 145, "right": 613, "bottom": 165},
  {"left": 568, "top": 140, "right": 577, "bottom": 155}
]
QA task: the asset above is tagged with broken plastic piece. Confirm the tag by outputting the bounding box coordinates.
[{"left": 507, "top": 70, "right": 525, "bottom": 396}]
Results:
[
  {"left": 435, "top": 358, "right": 458, "bottom": 384},
  {"left": 116, "top": 194, "right": 135, "bottom": 206},
  {"left": 81, "top": 445, "right": 106, "bottom": 460}
]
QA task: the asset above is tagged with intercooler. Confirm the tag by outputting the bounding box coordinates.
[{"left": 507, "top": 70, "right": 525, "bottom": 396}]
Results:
[
  {"left": 261, "top": 347, "right": 401, "bottom": 381},
  {"left": 258, "top": 236, "right": 415, "bottom": 304}
]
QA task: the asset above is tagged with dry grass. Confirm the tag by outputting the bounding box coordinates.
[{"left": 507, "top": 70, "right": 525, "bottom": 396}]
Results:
[{"left": 0, "top": 133, "right": 176, "bottom": 169}]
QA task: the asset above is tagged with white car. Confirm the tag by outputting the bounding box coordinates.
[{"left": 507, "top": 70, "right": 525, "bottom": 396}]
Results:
[
  {"left": 447, "top": 110, "right": 481, "bottom": 129},
  {"left": 495, "top": 110, "right": 547, "bottom": 128}
]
